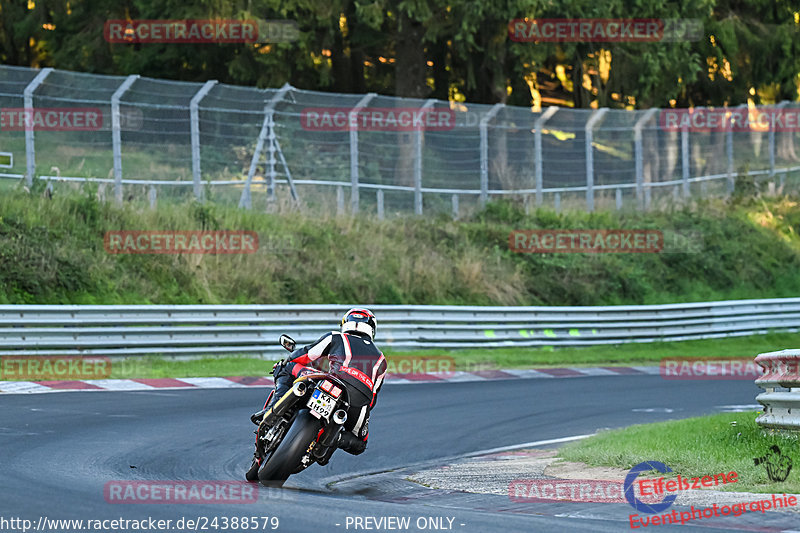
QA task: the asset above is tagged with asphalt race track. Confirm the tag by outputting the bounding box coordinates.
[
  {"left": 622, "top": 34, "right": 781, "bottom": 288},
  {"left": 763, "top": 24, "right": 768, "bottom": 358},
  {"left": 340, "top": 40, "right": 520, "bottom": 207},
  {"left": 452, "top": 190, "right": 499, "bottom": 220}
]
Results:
[{"left": 1, "top": 375, "right": 789, "bottom": 533}]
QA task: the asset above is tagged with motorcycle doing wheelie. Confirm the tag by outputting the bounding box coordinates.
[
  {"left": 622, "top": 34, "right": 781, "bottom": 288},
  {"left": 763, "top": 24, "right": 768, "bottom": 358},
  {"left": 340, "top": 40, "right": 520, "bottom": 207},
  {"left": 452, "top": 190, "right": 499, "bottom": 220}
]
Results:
[{"left": 245, "top": 334, "right": 367, "bottom": 487}]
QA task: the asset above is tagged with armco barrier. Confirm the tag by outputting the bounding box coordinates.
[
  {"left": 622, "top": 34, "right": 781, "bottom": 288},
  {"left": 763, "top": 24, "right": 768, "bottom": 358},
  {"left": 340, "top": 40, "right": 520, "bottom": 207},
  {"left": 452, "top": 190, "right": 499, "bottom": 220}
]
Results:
[
  {"left": 755, "top": 349, "right": 800, "bottom": 431},
  {"left": 0, "top": 298, "right": 799, "bottom": 358}
]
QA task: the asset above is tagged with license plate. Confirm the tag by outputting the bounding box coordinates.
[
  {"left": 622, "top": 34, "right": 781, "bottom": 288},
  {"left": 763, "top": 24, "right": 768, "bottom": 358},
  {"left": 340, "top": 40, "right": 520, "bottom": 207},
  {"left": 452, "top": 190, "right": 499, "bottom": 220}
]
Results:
[{"left": 308, "top": 387, "right": 336, "bottom": 419}]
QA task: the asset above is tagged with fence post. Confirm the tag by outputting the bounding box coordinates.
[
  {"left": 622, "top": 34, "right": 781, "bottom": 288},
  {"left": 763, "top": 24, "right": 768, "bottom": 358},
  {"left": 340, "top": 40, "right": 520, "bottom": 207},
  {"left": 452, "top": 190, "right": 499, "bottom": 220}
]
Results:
[
  {"left": 534, "top": 107, "right": 558, "bottom": 207},
  {"left": 239, "top": 83, "right": 291, "bottom": 209},
  {"left": 190, "top": 80, "right": 218, "bottom": 201},
  {"left": 479, "top": 103, "right": 504, "bottom": 207},
  {"left": 585, "top": 108, "right": 609, "bottom": 212},
  {"left": 615, "top": 188, "right": 623, "bottom": 210},
  {"left": 336, "top": 186, "right": 345, "bottom": 215},
  {"left": 770, "top": 101, "right": 789, "bottom": 188},
  {"left": 349, "top": 93, "right": 376, "bottom": 214},
  {"left": 634, "top": 108, "right": 658, "bottom": 209},
  {"left": 376, "top": 189, "right": 384, "bottom": 220},
  {"left": 111, "top": 74, "right": 138, "bottom": 205},
  {"left": 23, "top": 68, "right": 53, "bottom": 187},
  {"left": 451, "top": 194, "right": 459, "bottom": 220},
  {"left": 414, "top": 99, "right": 436, "bottom": 215},
  {"left": 726, "top": 104, "right": 747, "bottom": 195},
  {"left": 681, "top": 118, "right": 690, "bottom": 199}
]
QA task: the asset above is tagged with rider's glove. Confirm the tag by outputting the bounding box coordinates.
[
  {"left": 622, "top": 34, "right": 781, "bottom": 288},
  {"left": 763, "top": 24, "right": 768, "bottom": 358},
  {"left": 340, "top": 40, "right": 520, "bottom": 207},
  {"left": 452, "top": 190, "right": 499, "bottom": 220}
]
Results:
[{"left": 271, "top": 359, "right": 286, "bottom": 376}]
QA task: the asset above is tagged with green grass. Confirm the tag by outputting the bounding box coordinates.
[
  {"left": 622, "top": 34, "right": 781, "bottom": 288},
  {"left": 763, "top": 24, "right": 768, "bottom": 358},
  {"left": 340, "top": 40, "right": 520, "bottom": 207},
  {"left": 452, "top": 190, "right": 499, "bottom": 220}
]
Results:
[
  {"left": 22, "top": 331, "right": 785, "bottom": 382},
  {"left": 1, "top": 183, "right": 800, "bottom": 306},
  {"left": 558, "top": 412, "right": 800, "bottom": 494}
]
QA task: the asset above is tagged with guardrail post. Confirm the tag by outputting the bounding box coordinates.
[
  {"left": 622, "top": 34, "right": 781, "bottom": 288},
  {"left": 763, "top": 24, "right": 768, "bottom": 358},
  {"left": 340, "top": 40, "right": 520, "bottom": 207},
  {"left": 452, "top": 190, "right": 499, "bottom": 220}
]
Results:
[
  {"left": 585, "top": 108, "right": 609, "bottom": 212},
  {"left": 535, "top": 107, "right": 558, "bottom": 207},
  {"left": 23, "top": 68, "right": 53, "bottom": 187},
  {"left": 239, "top": 83, "right": 291, "bottom": 210},
  {"left": 190, "top": 80, "right": 218, "bottom": 201},
  {"left": 634, "top": 108, "right": 658, "bottom": 209},
  {"left": 480, "top": 103, "right": 504, "bottom": 207},
  {"left": 349, "top": 93, "right": 376, "bottom": 214},
  {"left": 111, "top": 74, "right": 139, "bottom": 205},
  {"left": 414, "top": 99, "right": 436, "bottom": 215}
]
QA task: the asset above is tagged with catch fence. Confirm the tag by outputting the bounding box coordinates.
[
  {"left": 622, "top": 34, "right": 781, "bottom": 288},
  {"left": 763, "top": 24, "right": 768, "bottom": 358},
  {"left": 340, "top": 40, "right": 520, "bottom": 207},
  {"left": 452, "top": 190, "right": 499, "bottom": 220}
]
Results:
[{"left": 1, "top": 65, "right": 799, "bottom": 216}]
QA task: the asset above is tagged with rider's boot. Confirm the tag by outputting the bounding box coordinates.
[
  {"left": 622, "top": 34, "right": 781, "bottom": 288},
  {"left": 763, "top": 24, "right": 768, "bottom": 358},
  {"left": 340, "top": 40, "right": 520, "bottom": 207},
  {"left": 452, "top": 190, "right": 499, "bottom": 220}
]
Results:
[{"left": 337, "top": 430, "right": 367, "bottom": 455}]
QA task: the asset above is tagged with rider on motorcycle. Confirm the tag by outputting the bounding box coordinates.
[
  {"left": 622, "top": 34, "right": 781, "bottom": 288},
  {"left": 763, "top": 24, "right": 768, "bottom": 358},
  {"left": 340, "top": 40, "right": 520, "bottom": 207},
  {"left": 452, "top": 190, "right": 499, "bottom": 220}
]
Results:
[{"left": 251, "top": 308, "right": 387, "bottom": 455}]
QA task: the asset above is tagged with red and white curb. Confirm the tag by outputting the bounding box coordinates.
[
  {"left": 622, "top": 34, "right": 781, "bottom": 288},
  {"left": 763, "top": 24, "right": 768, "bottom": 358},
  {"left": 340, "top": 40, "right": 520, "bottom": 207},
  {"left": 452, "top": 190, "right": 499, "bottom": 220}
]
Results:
[{"left": 0, "top": 366, "right": 661, "bottom": 395}]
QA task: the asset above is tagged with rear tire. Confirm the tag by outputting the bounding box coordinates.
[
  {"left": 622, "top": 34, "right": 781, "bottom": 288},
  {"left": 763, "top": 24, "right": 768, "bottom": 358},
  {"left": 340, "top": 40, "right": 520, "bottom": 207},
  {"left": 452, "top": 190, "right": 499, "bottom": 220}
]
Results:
[{"left": 258, "top": 409, "right": 321, "bottom": 487}]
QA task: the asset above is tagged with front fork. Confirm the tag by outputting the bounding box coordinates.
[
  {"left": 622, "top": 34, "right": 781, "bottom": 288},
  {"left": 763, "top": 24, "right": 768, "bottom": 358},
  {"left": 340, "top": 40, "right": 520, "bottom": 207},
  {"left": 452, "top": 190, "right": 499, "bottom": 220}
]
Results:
[{"left": 253, "top": 381, "right": 309, "bottom": 462}]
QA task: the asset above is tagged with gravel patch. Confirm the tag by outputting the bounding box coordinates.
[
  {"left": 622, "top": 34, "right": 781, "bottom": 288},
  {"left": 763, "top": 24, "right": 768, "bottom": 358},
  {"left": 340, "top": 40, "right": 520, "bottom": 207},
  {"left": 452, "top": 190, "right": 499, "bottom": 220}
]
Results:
[{"left": 408, "top": 449, "right": 800, "bottom": 513}]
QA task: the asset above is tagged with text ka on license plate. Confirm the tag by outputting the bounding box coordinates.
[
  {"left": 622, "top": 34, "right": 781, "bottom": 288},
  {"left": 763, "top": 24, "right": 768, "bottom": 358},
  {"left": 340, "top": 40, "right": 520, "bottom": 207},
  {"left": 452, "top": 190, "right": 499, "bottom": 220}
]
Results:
[{"left": 308, "top": 388, "right": 336, "bottom": 419}]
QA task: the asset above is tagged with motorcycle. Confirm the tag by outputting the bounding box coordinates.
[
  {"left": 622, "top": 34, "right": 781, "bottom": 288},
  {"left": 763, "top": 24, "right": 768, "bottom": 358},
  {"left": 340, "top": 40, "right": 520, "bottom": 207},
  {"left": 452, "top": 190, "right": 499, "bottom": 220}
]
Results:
[{"left": 245, "top": 334, "right": 358, "bottom": 487}]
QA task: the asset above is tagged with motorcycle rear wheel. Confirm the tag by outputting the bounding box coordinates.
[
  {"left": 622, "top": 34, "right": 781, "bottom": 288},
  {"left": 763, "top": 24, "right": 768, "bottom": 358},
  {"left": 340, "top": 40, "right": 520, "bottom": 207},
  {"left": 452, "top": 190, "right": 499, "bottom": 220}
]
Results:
[{"left": 258, "top": 409, "right": 321, "bottom": 487}]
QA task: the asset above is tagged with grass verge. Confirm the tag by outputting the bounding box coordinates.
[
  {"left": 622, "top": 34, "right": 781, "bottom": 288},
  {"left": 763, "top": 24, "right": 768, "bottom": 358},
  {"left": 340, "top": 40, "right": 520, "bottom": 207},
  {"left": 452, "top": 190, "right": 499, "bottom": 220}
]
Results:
[
  {"left": 558, "top": 412, "right": 800, "bottom": 494},
  {"left": 2, "top": 185, "right": 800, "bottom": 306}
]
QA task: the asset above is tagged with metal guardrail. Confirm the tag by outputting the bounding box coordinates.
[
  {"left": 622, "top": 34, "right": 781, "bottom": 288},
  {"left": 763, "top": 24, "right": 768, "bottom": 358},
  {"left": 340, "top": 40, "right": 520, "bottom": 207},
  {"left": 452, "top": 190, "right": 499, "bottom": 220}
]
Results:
[
  {"left": 755, "top": 349, "right": 800, "bottom": 431},
  {"left": 1, "top": 298, "right": 799, "bottom": 358}
]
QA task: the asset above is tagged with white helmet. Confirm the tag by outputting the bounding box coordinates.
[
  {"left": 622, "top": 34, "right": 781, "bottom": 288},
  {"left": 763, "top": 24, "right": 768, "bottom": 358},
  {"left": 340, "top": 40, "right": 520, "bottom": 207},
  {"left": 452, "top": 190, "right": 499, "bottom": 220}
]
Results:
[{"left": 340, "top": 308, "right": 377, "bottom": 339}]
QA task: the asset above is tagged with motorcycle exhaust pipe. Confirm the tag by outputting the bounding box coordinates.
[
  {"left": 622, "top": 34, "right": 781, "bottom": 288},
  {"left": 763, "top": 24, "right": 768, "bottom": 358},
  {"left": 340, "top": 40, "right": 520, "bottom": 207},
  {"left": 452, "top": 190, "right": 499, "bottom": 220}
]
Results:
[
  {"left": 320, "top": 409, "right": 348, "bottom": 448},
  {"left": 260, "top": 381, "right": 308, "bottom": 427},
  {"left": 333, "top": 409, "right": 347, "bottom": 425}
]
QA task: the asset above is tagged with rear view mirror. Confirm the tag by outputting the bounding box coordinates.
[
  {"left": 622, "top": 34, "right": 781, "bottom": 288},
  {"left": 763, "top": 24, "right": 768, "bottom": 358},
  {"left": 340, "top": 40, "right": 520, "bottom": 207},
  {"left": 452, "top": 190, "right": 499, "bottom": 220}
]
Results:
[{"left": 279, "top": 334, "right": 296, "bottom": 352}]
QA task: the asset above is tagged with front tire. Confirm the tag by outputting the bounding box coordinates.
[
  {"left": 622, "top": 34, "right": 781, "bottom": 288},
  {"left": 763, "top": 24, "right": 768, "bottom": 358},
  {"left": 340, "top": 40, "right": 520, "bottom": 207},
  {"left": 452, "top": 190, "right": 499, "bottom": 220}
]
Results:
[
  {"left": 245, "top": 456, "right": 260, "bottom": 481},
  {"left": 258, "top": 409, "right": 321, "bottom": 487}
]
